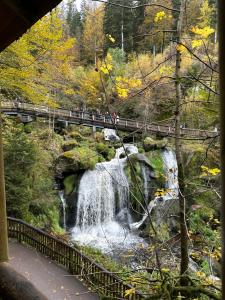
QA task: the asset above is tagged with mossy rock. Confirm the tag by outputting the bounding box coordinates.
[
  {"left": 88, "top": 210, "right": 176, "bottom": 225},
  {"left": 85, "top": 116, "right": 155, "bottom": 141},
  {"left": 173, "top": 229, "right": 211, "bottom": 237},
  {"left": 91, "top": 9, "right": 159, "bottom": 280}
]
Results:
[
  {"left": 125, "top": 158, "right": 145, "bottom": 215},
  {"left": 78, "top": 125, "right": 93, "bottom": 136},
  {"left": 183, "top": 142, "right": 220, "bottom": 179},
  {"left": 145, "top": 150, "right": 165, "bottom": 184},
  {"left": 68, "top": 131, "right": 85, "bottom": 141},
  {"left": 129, "top": 153, "right": 155, "bottom": 175},
  {"left": 143, "top": 137, "right": 168, "bottom": 151},
  {"left": 62, "top": 140, "right": 79, "bottom": 151},
  {"left": 95, "top": 132, "right": 104, "bottom": 142},
  {"left": 95, "top": 143, "right": 116, "bottom": 160},
  {"left": 56, "top": 146, "right": 99, "bottom": 173},
  {"left": 63, "top": 175, "right": 76, "bottom": 195}
]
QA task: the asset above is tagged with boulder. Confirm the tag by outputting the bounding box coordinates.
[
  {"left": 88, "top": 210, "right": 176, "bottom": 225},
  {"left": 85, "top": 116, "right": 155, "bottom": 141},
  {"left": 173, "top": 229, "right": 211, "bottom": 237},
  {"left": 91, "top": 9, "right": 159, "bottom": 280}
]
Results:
[{"left": 143, "top": 137, "right": 168, "bottom": 151}]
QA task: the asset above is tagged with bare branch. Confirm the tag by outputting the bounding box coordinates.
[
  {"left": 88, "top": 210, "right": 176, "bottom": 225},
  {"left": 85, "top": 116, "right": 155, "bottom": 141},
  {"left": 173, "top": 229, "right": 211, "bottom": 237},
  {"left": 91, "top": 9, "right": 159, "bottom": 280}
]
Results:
[{"left": 92, "top": 0, "right": 180, "bottom": 12}]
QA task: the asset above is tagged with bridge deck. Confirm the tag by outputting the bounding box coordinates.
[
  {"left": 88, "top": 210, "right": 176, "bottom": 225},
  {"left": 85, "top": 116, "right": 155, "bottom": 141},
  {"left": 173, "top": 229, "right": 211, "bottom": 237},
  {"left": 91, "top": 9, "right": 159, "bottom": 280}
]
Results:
[
  {"left": 9, "top": 239, "right": 98, "bottom": 300},
  {"left": 1, "top": 102, "right": 218, "bottom": 138}
]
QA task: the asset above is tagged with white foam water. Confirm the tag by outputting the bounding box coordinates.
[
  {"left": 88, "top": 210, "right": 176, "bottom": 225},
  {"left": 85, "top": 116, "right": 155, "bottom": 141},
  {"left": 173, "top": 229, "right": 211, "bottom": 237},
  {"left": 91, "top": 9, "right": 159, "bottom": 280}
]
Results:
[
  {"left": 71, "top": 145, "right": 145, "bottom": 252},
  {"left": 59, "top": 191, "right": 66, "bottom": 230},
  {"left": 130, "top": 149, "right": 179, "bottom": 229}
]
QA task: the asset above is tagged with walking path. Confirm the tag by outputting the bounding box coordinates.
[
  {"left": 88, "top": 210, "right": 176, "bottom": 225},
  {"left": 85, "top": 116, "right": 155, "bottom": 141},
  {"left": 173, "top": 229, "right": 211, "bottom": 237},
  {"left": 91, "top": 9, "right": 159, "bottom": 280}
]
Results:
[{"left": 9, "top": 240, "right": 99, "bottom": 300}]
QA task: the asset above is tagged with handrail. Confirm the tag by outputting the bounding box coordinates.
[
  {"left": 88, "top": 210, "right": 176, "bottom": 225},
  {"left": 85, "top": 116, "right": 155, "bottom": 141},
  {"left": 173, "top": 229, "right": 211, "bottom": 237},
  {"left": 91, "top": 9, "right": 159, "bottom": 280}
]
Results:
[
  {"left": 7, "top": 217, "right": 145, "bottom": 299},
  {"left": 1, "top": 101, "right": 219, "bottom": 138}
]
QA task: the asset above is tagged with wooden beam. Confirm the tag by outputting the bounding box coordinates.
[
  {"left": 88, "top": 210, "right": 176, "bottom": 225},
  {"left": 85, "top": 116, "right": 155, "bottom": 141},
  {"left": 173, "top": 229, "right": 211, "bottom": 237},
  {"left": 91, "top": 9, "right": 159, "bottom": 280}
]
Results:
[{"left": 0, "top": 0, "right": 62, "bottom": 51}]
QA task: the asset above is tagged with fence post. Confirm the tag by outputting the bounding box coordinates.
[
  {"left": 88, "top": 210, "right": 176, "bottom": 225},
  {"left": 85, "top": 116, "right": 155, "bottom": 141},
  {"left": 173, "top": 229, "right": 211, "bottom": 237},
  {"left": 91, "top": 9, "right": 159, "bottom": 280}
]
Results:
[{"left": 0, "top": 106, "right": 8, "bottom": 263}]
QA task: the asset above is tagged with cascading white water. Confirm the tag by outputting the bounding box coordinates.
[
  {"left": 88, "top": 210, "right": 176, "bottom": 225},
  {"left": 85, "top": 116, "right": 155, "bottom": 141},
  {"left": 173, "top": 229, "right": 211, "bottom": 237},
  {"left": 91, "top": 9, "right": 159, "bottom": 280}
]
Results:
[
  {"left": 162, "top": 149, "right": 179, "bottom": 199},
  {"left": 130, "top": 149, "right": 179, "bottom": 229},
  {"left": 103, "top": 128, "right": 120, "bottom": 141},
  {"left": 141, "top": 164, "right": 151, "bottom": 201},
  {"left": 59, "top": 191, "right": 66, "bottom": 230},
  {"left": 71, "top": 144, "right": 145, "bottom": 251}
]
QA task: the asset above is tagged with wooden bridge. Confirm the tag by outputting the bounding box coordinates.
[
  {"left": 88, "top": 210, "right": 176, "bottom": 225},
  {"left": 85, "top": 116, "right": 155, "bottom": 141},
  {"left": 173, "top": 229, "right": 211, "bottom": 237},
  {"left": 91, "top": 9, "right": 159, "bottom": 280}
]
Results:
[{"left": 1, "top": 101, "right": 218, "bottom": 139}]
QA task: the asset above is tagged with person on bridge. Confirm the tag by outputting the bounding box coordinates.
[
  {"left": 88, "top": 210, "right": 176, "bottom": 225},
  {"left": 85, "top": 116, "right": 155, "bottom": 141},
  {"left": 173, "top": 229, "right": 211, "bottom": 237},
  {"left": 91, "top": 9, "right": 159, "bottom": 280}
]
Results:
[
  {"left": 105, "top": 111, "right": 111, "bottom": 122},
  {"left": 116, "top": 114, "right": 120, "bottom": 124},
  {"left": 112, "top": 112, "right": 116, "bottom": 124}
]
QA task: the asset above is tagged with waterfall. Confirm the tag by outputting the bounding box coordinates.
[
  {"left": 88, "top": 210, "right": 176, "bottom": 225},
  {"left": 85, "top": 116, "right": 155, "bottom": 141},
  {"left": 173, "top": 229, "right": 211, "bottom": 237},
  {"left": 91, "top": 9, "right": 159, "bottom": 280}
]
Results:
[
  {"left": 103, "top": 128, "right": 119, "bottom": 141},
  {"left": 130, "top": 149, "right": 179, "bottom": 229},
  {"left": 162, "top": 149, "right": 179, "bottom": 199},
  {"left": 141, "top": 164, "right": 151, "bottom": 201},
  {"left": 71, "top": 144, "right": 144, "bottom": 251},
  {"left": 59, "top": 191, "right": 66, "bottom": 230}
]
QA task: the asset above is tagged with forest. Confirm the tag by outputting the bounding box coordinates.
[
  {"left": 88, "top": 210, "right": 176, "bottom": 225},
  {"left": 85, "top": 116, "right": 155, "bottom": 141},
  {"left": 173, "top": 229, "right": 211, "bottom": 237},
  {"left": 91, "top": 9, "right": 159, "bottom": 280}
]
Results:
[{"left": 0, "top": 0, "right": 222, "bottom": 299}]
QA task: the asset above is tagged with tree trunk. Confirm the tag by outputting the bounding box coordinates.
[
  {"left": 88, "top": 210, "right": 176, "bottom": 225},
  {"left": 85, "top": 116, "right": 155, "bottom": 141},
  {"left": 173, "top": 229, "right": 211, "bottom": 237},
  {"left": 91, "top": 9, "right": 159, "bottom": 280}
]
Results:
[
  {"left": 0, "top": 110, "right": 8, "bottom": 263},
  {"left": 174, "top": 0, "right": 189, "bottom": 284},
  {"left": 218, "top": 1, "right": 225, "bottom": 298}
]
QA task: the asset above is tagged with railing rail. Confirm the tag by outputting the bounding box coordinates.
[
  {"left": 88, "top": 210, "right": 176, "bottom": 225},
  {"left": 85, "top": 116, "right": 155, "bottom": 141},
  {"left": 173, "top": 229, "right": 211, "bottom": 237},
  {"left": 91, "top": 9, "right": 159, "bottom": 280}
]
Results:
[
  {"left": 7, "top": 217, "right": 145, "bottom": 299},
  {"left": 1, "top": 101, "right": 218, "bottom": 138}
]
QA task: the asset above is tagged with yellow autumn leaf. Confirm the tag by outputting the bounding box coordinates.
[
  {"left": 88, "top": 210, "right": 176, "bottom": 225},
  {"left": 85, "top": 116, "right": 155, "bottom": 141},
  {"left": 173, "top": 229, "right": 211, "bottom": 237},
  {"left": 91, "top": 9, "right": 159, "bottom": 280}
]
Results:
[
  {"left": 106, "top": 34, "right": 115, "bottom": 43},
  {"left": 115, "top": 76, "right": 141, "bottom": 99},
  {"left": 196, "top": 271, "right": 206, "bottom": 278},
  {"left": 124, "top": 288, "right": 136, "bottom": 298},
  {"left": 176, "top": 44, "right": 187, "bottom": 53},
  {"left": 191, "top": 26, "right": 215, "bottom": 38},
  {"left": 64, "top": 88, "right": 75, "bottom": 95},
  {"left": 154, "top": 11, "right": 166, "bottom": 23},
  {"left": 192, "top": 39, "right": 203, "bottom": 48},
  {"left": 159, "top": 65, "right": 174, "bottom": 75},
  {"left": 200, "top": 165, "right": 220, "bottom": 176},
  {"left": 161, "top": 268, "right": 170, "bottom": 273},
  {"left": 209, "top": 168, "right": 220, "bottom": 176},
  {"left": 117, "top": 87, "right": 128, "bottom": 98},
  {"left": 154, "top": 189, "right": 166, "bottom": 197},
  {"left": 100, "top": 66, "right": 109, "bottom": 74}
]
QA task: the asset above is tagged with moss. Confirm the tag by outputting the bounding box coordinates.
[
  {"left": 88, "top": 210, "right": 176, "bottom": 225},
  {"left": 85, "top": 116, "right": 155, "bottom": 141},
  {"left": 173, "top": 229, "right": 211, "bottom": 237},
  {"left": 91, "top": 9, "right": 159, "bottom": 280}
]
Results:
[
  {"left": 137, "top": 145, "right": 145, "bottom": 153},
  {"left": 183, "top": 142, "right": 220, "bottom": 180},
  {"left": 26, "top": 202, "right": 64, "bottom": 234},
  {"left": 95, "top": 131, "right": 104, "bottom": 142},
  {"left": 77, "top": 245, "right": 131, "bottom": 281},
  {"left": 145, "top": 150, "right": 165, "bottom": 184},
  {"left": 68, "top": 131, "right": 85, "bottom": 141},
  {"left": 58, "top": 146, "right": 99, "bottom": 172},
  {"left": 143, "top": 137, "right": 168, "bottom": 151},
  {"left": 78, "top": 125, "right": 93, "bottom": 136},
  {"left": 62, "top": 140, "right": 79, "bottom": 151},
  {"left": 63, "top": 175, "right": 76, "bottom": 195},
  {"left": 95, "top": 143, "right": 116, "bottom": 160},
  {"left": 125, "top": 158, "right": 145, "bottom": 213}
]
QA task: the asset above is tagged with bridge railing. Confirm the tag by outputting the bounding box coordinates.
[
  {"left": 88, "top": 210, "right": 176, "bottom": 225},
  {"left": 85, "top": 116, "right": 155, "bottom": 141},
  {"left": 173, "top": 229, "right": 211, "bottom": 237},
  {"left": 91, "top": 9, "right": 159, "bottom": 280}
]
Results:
[
  {"left": 1, "top": 101, "right": 218, "bottom": 138},
  {"left": 7, "top": 217, "right": 145, "bottom": 300}
]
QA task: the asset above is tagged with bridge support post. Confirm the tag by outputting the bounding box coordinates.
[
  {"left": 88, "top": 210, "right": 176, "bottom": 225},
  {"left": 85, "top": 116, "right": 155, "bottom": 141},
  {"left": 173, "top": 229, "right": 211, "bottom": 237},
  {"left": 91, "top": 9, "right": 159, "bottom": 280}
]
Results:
[
  {"left": 92, "top": 125, "right": 96, "bottom": 135},
  {"left": 0, "top": 111, "right": 8, "bottom": 263}
]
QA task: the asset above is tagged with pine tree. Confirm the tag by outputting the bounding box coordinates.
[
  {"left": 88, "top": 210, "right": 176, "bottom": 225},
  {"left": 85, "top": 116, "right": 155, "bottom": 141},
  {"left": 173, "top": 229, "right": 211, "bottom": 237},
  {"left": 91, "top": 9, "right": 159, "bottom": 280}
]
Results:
[
  {"left": 132, "top": 0, "right": 147, "bottom": 52},
  {"left": 103, "top": 0, "right": 136, "bottom": 54},
  {"left": 66, "top": 2, "right": 82, "bottom": 37}
]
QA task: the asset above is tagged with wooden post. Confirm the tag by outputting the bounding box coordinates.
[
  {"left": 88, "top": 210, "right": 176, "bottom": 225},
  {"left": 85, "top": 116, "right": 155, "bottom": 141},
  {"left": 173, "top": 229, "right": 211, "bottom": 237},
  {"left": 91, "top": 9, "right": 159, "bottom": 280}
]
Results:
[
  {"left": 0, "top": 109, "right": 8, "bottom": 263},
  {"left": 218, "top": 1, "right": 225, "bottom": 298}
]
